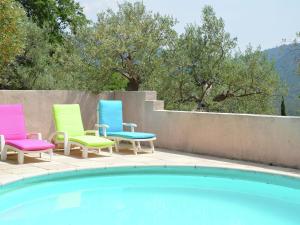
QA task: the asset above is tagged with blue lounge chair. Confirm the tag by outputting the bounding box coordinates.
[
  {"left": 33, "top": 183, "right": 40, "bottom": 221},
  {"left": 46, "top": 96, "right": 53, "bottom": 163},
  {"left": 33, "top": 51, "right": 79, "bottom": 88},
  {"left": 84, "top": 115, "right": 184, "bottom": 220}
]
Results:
[{"left": 96, "top": 100, "right": 156, "bottom": 154}]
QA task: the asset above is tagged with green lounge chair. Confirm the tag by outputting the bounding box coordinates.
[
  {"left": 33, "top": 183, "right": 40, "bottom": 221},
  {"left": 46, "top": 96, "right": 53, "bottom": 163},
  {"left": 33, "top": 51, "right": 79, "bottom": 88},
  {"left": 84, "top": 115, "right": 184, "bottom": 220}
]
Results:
[{"left": 51, "top": 104, "right": 114, "bottom": 158}]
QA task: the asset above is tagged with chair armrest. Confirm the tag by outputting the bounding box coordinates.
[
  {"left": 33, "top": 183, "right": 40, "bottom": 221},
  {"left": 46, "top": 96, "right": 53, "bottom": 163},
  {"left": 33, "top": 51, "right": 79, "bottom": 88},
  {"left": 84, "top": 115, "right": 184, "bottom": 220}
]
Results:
[
  {"left": 49, "top": 131, "right": 68, "bottom": 143},
  {"left": 123, "top": 123, "right": 137, "bottom": 132},
  {"left": 85, "top": 130, "right": 99, "bottom": 136},
  {"left": 27, "top": 132, "right": 42, "bottom": 140},
  {"left": 0, "top": 135, "right": 5, "bottom": 151},
  {"left": 95, "top": 124, "right": 109, "bottom": 137}
]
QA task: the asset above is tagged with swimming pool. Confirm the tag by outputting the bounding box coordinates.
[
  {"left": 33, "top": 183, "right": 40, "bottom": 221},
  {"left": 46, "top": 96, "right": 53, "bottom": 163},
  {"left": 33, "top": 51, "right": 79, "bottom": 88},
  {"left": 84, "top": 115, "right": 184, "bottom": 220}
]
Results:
[{"left": 0, "top": 166, "right": 299, "bottom": 225}]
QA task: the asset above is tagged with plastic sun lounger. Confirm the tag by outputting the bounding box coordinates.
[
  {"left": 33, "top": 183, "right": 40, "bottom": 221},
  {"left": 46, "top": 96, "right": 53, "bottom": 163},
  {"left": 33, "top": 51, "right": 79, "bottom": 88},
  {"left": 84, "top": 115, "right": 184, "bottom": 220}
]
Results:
[
  {"left": 96, "top": 100, "right": 156, "bottom": 155},
  {"left": 51, "top": 104, "right": 114, "bottom": 158},
  {"left": 0, "top": 104, "right": 54, "bottom": 164}
]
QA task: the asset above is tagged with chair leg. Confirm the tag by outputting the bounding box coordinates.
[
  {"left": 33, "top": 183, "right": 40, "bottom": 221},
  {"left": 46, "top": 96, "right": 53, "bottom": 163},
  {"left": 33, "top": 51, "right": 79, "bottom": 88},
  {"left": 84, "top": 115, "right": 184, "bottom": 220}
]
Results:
[
  {"left": 49, "top": 150, "right": 53, "bottom": 161},
  {"left": 137, "top": 141, "right": 141, "bottom": 151},
  {"left": 114, "top": 139, "right": 119, "bottom": 152},
  {"left": 64, "top": 138, "right": 68, "bottom": 154},
  {"left": 39, "top": 152, "right": 42, "bottom": 158},
  {"left": 98, "top": 148, "right": 101, "bottom": 154},
  {"left": 132, "top": 141, "right": 137, "bottom": 155},
  {"left": 65, "top": 142, "right": 71, "bottom": 156},
  {"left": 18, "top": 152, "right": 24, "bottom": 164},
  {"left": 150, "top": 140, "right": 155, "bottom": 153},
  {"left": 108, "top": 146, "right": 113, "bottom": 155},
  {"left": 82, "top": 148, "right": 88, "bottom": 158},
  {"left": 1, "top": 146, "right": 7, "bottom": 161}
]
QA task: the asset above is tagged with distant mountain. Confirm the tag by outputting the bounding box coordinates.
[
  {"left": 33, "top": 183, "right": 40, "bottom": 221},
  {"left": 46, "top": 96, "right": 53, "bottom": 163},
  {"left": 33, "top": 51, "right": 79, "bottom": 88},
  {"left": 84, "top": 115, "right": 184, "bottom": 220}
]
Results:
[{"left": 265, "top": 44, "right": 300, "bottom": 116}]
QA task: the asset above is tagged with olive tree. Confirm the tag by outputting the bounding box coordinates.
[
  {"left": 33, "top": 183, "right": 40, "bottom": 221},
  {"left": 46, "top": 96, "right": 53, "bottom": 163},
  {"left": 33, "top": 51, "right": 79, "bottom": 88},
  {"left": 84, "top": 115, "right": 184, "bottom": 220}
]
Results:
[
  {"left": 16, "top": 0, "right": 88, "bottom": 42},
  {"left": 0, "top": 0, "right": 27, "bottom": 71},
  {"left": 158, "top": 6, "right": 281, "bottom": 114},
  {"left": 89, "top": 2, "right": 177, "bottom": 91},
  {"left": 1, "top": 21, "right": 87, "bottom": 90}
]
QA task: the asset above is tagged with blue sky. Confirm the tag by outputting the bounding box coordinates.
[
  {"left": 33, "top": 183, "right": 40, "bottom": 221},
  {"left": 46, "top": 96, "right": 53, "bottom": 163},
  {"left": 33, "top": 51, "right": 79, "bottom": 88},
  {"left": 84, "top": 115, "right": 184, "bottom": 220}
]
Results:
[{"left": 76, "top": 0, "right": 300, "bottom": 50}]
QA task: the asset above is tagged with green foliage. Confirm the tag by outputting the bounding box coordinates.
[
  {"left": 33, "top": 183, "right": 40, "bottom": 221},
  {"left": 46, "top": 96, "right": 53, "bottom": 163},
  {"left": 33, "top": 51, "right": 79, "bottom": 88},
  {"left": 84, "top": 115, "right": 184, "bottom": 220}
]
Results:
[
  {"left": 208, "top": 47, "right": 281, "bottom": 114},
  {"left": 0, "top": 21, "right": 86, "bottom": 90},
  {"left": 156, "top": 6, "right": 280, "bottom": 114},
  {"left": 266, "top": 44, "right": 300, "bottom": 115},
  {"left": 0, "top": 0, "right": 27, "bottom": 71},
  {"left": 0, "top": 1, "right": 283, "bottom": 115},
  {"left": 156, "top": 5, "right": 237, "bottom": 110},
  {"left": 16, "top": 0, "right": 88, "bottom": 42},
  {"left": 89, "top": 1, "right": 177, "bottom": 91}
]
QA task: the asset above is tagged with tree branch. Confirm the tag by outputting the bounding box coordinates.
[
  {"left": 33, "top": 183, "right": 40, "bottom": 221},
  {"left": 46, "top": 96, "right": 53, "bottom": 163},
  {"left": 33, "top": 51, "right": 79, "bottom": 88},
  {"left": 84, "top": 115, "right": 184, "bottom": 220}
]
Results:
[
  {"left": 213, "top": 90, "right": 264, "bottom": 102},
  {"left": 112, "top": 68, "right": 131, "bottom": 80}
]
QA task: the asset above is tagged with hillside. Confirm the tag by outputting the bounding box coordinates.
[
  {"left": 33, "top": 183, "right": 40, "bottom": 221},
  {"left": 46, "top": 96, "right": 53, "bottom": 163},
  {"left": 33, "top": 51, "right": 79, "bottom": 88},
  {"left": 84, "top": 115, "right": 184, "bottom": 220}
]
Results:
[{"left": 265, "top": 44, "right": 300, "bottom": 116}]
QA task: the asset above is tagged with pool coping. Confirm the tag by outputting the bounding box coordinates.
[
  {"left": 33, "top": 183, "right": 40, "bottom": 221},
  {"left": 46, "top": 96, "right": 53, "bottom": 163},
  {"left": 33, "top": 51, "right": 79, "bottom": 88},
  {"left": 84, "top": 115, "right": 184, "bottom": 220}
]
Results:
[{"left": 0, "top": 148, "right": 300, "bottom": 186}]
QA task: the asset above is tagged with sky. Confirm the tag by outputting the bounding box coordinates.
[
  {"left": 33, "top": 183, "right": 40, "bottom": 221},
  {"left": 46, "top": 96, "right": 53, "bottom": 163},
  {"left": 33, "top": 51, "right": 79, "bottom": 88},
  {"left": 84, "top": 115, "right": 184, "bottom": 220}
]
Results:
[{"left": 76, "top": 0, "right": 300, "bottom": 51}]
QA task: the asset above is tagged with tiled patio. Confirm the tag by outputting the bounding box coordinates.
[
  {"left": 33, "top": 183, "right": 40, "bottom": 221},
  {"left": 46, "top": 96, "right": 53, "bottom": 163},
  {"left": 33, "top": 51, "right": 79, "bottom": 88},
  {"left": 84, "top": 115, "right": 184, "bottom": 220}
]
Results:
[{"left": 1, "top": 145, "right": 300, "bottom": 186}]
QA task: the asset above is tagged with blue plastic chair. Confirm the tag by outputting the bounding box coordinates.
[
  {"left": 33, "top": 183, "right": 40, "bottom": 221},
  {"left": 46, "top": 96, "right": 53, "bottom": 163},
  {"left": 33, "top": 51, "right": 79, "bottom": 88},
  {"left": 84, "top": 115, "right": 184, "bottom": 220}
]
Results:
[{"left": 97, "top": 100, "right": 156, "bottom": 154}]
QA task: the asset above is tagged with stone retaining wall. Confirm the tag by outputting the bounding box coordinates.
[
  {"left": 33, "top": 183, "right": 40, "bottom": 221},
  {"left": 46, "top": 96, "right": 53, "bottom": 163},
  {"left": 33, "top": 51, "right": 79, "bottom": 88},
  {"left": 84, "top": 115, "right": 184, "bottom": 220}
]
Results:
[{"left": 1, "top": 90, "right": 300, "bottom": 168}]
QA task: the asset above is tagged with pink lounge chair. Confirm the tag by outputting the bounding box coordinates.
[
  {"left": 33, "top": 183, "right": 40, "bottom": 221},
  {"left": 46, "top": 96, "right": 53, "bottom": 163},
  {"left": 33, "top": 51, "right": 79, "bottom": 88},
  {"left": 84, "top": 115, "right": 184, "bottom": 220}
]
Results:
[{"left": 0, "top": 104, "right": 54, "bottom": 164}]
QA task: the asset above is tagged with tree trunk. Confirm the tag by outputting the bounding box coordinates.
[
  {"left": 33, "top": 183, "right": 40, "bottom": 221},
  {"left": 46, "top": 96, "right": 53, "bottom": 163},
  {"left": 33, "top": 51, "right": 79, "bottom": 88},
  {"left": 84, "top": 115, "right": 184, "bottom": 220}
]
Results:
[
  {"left": 281, "top": 96, "right": 287, "bottom": 116},
  {"left": 126, "top": 79, "right": 140, "bottom": 91},
  {"left": 196, "top": 100, "right": 207, "bottom": 111}
]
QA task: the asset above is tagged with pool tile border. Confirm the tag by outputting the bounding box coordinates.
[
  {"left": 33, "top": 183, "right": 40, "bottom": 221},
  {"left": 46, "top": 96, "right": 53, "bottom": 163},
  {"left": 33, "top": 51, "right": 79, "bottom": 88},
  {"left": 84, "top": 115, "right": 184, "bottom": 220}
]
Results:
[{"left": 0, "top": 148, "right": 300, "bottom": 187}]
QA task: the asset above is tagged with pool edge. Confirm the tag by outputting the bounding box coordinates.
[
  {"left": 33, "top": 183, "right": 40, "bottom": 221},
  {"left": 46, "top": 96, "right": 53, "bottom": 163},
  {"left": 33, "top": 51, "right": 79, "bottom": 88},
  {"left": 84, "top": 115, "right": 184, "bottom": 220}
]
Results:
[{"left": 1, "top": 165, "right": 300, "bottom": 191}]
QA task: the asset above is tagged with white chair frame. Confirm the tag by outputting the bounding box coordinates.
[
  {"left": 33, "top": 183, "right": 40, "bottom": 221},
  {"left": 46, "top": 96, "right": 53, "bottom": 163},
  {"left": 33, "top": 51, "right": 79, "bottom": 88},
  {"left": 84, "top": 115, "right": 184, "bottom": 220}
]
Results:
[
  {"left": 0, "top": 133, "right": 53, "bottom": 164},
  {"left": 49, "top": 131, "right": 113, "bottom": 158},
  {"left": 95, "top": 123, "right": 156, "bottom": 155}
]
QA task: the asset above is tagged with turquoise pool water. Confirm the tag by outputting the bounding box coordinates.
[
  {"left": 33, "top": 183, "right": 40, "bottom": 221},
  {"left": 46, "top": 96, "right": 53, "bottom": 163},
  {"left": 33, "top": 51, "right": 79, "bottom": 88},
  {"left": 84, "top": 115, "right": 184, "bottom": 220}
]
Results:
[{"left": 0, "top": 167, "right": 300, "bottom": 225}]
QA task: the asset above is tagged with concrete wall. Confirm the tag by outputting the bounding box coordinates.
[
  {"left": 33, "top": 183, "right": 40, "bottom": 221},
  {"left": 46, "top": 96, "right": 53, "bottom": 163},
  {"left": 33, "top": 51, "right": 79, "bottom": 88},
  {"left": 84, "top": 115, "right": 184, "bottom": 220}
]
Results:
[
  {"left": 115, "top": 91, "right": 300, "bottom": 169},
  {"left": 1, "top": 90, "right": 300, "bottom": 168},
  {"left": 0, "top": 90, "right": 114, "bottom": 138}
]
